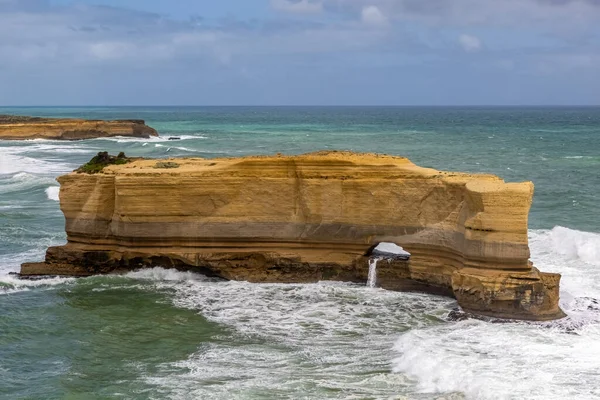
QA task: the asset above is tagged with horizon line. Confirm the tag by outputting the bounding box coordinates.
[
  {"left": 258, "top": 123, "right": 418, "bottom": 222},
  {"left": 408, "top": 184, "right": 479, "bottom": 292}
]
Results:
[{"left": 1, "top": 104, "right": 599, "bottom": 108}]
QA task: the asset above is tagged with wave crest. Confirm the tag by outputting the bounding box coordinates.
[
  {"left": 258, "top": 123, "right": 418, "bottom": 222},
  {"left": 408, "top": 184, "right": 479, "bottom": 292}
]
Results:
[
  {"left": 45, "top": 186, "right": 60, "bottom": 201},
  {"left": 125, "top": 267, "right": 208, "bottom": 282},
  {"left": 549, "top": 226, "right": 600, "bottom": 266}
]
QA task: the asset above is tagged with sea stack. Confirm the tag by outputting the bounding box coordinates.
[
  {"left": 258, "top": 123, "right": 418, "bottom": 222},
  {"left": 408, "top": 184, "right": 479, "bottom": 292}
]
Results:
[
  {"left": 21, "top": 151, "right": 565, "bottom": 321},
  {"left": 0, "top": 115, "right": 158, "bottom": 140}
]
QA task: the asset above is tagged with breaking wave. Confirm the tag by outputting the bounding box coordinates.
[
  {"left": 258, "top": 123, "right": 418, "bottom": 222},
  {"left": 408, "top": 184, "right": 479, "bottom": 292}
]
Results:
[
  {"left": 100, "top": 134, "right": 206, "bottom": 143},
  {"left": 123, "top": 269, "right": 455, "bottom": 398},
  {"left": 124, "top": 267, "right": 210, "bottom": 282},
  {"left": 548, "top": 226, "right": 600, "bottom": 266},
  {"left": 0, "top": 274, "right": 76, "bottom": 295},
  {"left": 45, "top": 186, "right": 60, "bottom": 201},
  {"left": 0, "top": 246, "right": 72, "bottom": 295},
  {"left": 0, "top": 148, "right": 75, "bottom": 175},
  {"left": 0, "top": 172, "right": 56, "bottom": 195},
  {"left": 392, "top": 226, "right": 600, "bottom": 399},
  {"left": 3, "top": 226, "right": 600, "bottom": 398}
]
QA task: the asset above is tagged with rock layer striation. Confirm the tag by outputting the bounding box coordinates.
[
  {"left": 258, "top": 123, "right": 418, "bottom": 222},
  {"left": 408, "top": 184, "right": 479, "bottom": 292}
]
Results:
[
  {"left": 0, "top": 115, "right": 158, "bottom": 140},
  {"left": 21, "top": 151, "right": 565, "bottom": 320}
]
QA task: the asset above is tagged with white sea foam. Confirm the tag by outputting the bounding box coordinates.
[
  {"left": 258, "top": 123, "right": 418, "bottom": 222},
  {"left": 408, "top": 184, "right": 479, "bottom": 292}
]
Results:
[
  {"left": 39, "top": 147, "right": 95, "bottom": 154},
  {"left": 125, "top": 267, "right": 208, "bottom": 282},
  {"left": 530, "top": 227, "right": 600, "bottom": 328},
  {"left": 0, "top": 247, "right": 73, "bottom": 295},
  {"left": 0, "top": 248, "right": 47, "bottom": 274},
  {"left": 0, "top": 273, "right": 76, "bottom": 295},
  {"left": 0, "top": 172, "right": 56, "bottom": 194},
  {"left": 563, "top": 156, "right": 594, "bottom": 159},
  {"left": 122, "top": 227, "right": 600, "bottom": 399},
  {"left": 45, "top": 186, "right": 60, "bottom": 201},
  {"left": 100, "top": 134, "right": 205, "bottom": 143},
  {"left": 391, "top": 226, "right": 600, "bottom": 400},
  {"left": 16, "top": 143, "right": 98, "bottom": 154},
  {"left": 547, "top": 226, "right": 600, "bottom": 266},
  {"left": 3, "top": 226, "right": 600, "bottom": 398},
  {"left": 154, "top": 144, "right": 195, "bottom": 152},
  {"left": 126, "top": 268, "right": 454, "bottom": 398},
  {"left": 165, "top": 146, "right": 194, "bottom": 152},
  {"left": 392, "top": 319, "right": 600, "bottom": 400},
  {"left": 0, "top": 148, "right": 74, "bottom": 175}
]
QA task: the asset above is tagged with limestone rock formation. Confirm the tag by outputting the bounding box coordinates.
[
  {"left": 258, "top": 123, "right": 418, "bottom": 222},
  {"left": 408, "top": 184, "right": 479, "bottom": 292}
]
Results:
[
  {"left": 21, "top": 151, "right": 565, "bottom": 321},
  {"left": 0, "top": 115, "right": 158, "bottom": 140}
]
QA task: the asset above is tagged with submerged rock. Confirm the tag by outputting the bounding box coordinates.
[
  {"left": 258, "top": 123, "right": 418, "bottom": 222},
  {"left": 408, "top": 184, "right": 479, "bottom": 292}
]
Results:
[
  {"left": 20, "top": 151, "right": 565, "bottom": 321},
  {"left": 0, "top": 115, "right": 158, "bottom": 140}
]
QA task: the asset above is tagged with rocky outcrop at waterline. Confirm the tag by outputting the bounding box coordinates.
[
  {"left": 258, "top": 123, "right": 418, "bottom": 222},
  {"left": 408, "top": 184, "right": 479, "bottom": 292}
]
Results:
[
  {"left": 21, "top": 151, "right": 565, "bottom": 321},
  {"left": 0, "top": 115, "right": 158, "bottom": 140}
]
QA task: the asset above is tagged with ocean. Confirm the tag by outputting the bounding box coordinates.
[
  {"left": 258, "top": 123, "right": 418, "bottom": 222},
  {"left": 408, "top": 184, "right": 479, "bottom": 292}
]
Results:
[{"left": 1, "top": 106, "right": 599, "bottom": 400}]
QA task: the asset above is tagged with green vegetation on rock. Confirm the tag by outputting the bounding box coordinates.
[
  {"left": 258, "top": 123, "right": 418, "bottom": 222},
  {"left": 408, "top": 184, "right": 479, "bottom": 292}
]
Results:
[
  {"left": 153, "top": 161, "right": 180, "bottom": 169},
  {"left": 77, "top": 151, "right": 130, "bottom": 174}
]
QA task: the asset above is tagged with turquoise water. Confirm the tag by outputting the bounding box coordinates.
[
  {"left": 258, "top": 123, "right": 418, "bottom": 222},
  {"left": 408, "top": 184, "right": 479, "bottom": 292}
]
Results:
[{"left": 1, "top": 107, "right": 600, "bottom": 399}]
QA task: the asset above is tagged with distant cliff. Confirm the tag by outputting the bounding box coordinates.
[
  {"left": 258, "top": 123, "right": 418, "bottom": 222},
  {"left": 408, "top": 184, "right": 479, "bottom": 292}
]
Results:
[
  {"left": 0, "top": 115, "right": 158, "bottom": 140},
  {"left": 21, "top": 151, "right": 565, "bottom": 321}
]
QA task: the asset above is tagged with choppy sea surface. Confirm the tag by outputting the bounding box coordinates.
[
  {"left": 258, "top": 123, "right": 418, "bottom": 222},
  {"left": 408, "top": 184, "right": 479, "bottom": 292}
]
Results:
[{"left": 1, "top": 106, "right": 599, "bottom": 400}]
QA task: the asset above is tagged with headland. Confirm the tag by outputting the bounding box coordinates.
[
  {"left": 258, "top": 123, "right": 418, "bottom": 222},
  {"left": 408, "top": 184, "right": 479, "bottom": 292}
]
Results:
[{"left": 0, "top": 115, "right": 158, "bottom": 140}]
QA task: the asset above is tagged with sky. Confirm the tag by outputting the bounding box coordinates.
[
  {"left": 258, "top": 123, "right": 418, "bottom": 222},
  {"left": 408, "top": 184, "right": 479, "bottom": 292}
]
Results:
[{"left": 0, "top": 0, "right": 599, "bottom": 105}]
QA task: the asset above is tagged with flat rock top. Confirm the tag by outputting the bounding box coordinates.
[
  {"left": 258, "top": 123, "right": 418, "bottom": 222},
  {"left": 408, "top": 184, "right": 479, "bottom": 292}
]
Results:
[
  {"left": 102, "top": 151, "right": 423, "bottom": 174},
  {"left": 0, "top": 115, "right": 146, "bottom": 125},
  {"left": 91, "top": 151, "right": 506, "bottom": 185}
]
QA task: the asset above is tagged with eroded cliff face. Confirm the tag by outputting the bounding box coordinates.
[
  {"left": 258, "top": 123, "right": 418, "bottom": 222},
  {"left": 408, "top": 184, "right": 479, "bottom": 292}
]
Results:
[
  {"left": 21, "top": 151, "right": 565, "bottom": 321},
  {"left": 0, "top": 115, "right": 158, "bottom": 140}
]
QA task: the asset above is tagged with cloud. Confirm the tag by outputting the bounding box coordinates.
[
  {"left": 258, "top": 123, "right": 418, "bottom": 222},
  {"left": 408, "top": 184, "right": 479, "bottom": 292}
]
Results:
[
  {"left": 0, "top": 0, "right": 599, "bottom": 105},
  {"left": 458, "top": 34, "right": 482, "bottom": 52},
  {"left": 88, "top": 41, "right": 134, "bottom": 60},
  {"left": 361, "top": 5, "right": 388, "bottom": 26},
  {"left": 318, "top": 0, "right": 600, "bottom": 32},
  {"left": 0, "top": 6, "right": 224, "bottom": 68},
  {"left": 0, "top": 1, "right": 402, "bottom": 71},
  {"left": 271, "top": 0, "right": 323, "bottom": 14}
]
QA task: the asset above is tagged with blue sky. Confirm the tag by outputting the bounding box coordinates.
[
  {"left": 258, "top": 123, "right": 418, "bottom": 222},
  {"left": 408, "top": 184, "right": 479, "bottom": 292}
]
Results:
[{"left": 0, "top": 0, "right": 599, "bottom": 105}]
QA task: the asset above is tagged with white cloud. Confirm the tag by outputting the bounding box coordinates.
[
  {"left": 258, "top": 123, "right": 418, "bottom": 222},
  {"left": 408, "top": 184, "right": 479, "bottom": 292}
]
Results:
[
  {"left": 0, "top": 0, "right": 597, "bottom": 81},
  {"left": 271, "top": 0, "right": 323, "bottom": 14},
  {"left": 361, "top": 5, "right": 388, "bottom": 26},
  {"left": 319, "top": 0, "right": 600, "bottom": 34},
  {"left": 88, "top": 41, "right": 133, "bottom": 60},
  {"left": 459, "top": 34, "right": 482, "bottom": 52},
  {"left": 0, "top": 2, "right": 399, "bottom": 71}
]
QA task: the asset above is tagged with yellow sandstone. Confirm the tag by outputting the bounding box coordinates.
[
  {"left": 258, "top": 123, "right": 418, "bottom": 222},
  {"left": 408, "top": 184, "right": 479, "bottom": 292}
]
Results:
[
  {"left": 21, "top": 151, "right": 564, "bottom": 321},
  {"left": 0, "top": 115, "right": 157, "bottom": 140}
]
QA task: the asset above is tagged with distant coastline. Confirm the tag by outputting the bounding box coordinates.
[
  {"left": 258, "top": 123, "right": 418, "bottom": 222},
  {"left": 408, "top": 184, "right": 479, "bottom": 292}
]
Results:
[{"left": 0, "top": 115, "right": 158, "bottom": 140}]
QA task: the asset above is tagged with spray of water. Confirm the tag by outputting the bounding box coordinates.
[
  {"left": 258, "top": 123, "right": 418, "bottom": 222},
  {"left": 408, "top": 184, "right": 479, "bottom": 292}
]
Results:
[{"left": 367, "top": 257, "right": 380, "bottom": 288}]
